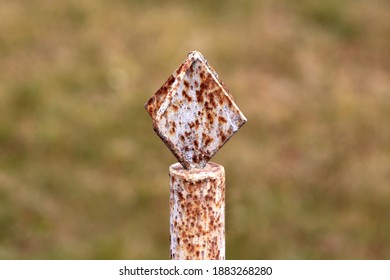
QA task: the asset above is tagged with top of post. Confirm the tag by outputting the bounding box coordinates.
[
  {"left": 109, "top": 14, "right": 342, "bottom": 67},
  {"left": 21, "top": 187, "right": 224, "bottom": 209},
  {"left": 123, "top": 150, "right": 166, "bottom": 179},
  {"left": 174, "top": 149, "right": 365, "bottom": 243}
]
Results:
[{"left": 145, "top": 50, "right": 247, "bottom": 170}]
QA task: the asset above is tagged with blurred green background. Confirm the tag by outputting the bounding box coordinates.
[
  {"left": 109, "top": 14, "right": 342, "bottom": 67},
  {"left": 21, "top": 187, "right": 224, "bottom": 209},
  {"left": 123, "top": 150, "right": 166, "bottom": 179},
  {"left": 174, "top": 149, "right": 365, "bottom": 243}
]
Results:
[{"left": 1, "top": 0, "right": 390, "bottom": 259}]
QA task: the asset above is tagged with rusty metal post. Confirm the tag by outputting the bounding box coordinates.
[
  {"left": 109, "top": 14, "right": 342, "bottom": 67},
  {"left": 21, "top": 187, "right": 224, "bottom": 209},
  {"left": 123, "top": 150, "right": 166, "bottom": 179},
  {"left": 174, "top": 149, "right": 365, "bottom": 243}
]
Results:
[
  {"left": 170, "top": 162, "right": 225, "bottom": 260},
  {"left": 145, "top": 51, "right": 247, "bottom": 260}
]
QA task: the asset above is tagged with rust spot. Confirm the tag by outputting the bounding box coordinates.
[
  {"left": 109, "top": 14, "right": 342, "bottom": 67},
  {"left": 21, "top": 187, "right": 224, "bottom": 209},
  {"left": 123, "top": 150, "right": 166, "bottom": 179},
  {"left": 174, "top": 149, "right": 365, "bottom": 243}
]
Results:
[
  {"left": 183, "top": 80, "right": 190, "bottom": 88},
  {"left": 218, "top": 116, "right": 227, "bottom": 124},
  {"left": 194, "top": 80, "right": 199, "bottom": 88},
  {"left": 204, "top": 101, "right": 212, "bottom": 111},
  {"left": 218, "top": 96, "right": 224, "bottom": 105},
  {"left": 179, "top": 135, "right": 185, "bottom": 142},
  {"left": 226, "top": 97, "right": 234, "bottom": 108},
  {"left": 184, "top": 131, "right": 191, "bottom": 137},
  {"left": 208, "top": 92, "right": 217, "bottom": 108},
  {"left": 204, "top": 136, "right": 213, "bottom": 147},
  {"left": 195, "top": 119, "right": 200, "bottom": 129},
  {"left": 172, "top": 104, "right": 179, "bottom": 111},
  {"left": 200, "top": 82, "right": 207, "bottom": 92},
  {"left": 188, "top": 182, "right": 196, "bottom": 191},
  {"left": 207, "top": 112, "right": 214, "bottom": 125},
  {"left": 176, "top": 63, "right": 184, "bottom": 75},
  {"left": 219, "top": 131, "right": 227, "bottom": 142},
  {"left": 182, "top": 90, "right": 192, "bottom": 102},
  {"left": 194, "top": 140, "right": 199, "bottom": 149},
  {"left": 196, "top": 90, "right": 203, "bottom": 103}
]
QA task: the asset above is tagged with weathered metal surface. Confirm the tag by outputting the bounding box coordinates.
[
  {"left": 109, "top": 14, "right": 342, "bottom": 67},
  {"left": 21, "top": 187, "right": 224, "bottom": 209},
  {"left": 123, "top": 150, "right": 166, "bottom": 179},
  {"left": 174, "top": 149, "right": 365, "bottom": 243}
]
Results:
[
  {"left": 169, "top": 162, "right": 225, "bottom": 260},
  {"left": 145, "top": 50, "right": 247, "bottom": 170}
]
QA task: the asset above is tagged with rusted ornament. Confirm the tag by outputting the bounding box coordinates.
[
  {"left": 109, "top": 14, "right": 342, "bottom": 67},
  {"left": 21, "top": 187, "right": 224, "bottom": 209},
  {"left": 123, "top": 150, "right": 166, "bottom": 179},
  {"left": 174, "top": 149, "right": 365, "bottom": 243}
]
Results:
[{"left": 145, "top": 51, "right": 247, "bottom": 170}]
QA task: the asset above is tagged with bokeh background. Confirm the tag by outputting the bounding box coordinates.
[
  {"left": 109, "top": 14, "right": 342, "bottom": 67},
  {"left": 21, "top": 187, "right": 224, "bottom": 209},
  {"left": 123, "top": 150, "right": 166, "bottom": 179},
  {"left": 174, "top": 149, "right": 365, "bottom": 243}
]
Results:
[{"left": 1, "top": 0, "right": 390, "bottom": 259}]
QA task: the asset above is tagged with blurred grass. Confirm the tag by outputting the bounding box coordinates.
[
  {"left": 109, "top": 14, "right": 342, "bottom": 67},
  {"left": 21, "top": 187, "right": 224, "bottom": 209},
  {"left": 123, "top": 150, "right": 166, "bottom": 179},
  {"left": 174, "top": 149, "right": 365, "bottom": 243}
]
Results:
[{"left": 0, "top": 0, "right": 390, "bottom": 259}]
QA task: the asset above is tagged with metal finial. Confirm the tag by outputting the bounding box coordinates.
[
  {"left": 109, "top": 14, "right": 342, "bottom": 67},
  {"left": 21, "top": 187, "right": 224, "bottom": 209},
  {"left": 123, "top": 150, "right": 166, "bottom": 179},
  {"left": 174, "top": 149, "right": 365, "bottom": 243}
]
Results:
[{"left": 145, "top": 51, "right": 247, "bottom": 170}]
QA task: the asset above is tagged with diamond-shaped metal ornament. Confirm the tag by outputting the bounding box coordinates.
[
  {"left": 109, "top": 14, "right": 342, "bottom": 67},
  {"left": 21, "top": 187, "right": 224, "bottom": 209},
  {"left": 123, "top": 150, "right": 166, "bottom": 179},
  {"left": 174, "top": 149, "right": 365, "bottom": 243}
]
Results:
[{"left": 145, "top": 51, "right": 247, "bottom": 170}]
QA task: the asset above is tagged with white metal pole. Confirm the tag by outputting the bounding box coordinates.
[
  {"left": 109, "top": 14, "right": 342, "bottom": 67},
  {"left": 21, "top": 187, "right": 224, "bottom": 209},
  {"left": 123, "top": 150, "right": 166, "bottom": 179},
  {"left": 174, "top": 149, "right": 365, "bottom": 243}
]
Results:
[{"left": 169, "top": 162, "right": 225, "bottom": 260}]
